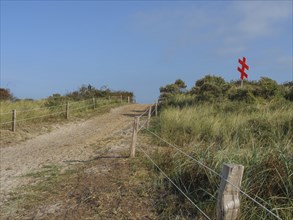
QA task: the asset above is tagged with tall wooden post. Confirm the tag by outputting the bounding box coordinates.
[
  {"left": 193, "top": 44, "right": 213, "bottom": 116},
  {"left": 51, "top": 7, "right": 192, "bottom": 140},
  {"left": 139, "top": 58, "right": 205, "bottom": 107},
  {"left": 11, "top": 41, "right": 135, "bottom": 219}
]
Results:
[
  {"left": 130, "top": 116, "right": 140, "bottom": 158},
  {"left": 146, "top": 106, "right": 152, "bottom": 129},
  {"left": 217, "top": 164, "right": 244, "bottom": 220},
  {"left": 127, "top": 96, "right": 130, "bottom": 103},
  {"left": 12, "top": 109, "right": 16, "bottom": 132},
  {"left": 155, "top": 101, "right": 158, "bottom": 116},
  {"left": 66, "top": 102, "right": 69, "bottom": 119},
  {"left": 120, "top": 95, "right": 123, "bottom": 104},
  {"left": 108, "top": 96, "right": 111, "bottom": 102}
]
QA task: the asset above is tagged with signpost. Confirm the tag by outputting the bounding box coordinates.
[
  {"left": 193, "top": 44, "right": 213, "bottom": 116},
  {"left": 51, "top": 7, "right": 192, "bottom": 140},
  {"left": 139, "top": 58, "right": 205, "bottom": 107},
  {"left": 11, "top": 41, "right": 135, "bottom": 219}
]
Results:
[{"left": 237, "top": 57, "right": 249, "bottom": 88}]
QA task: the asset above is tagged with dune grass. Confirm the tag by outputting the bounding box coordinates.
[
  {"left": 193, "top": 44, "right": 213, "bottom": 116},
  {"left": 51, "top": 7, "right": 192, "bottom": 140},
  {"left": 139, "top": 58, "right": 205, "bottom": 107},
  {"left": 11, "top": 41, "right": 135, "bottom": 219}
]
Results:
[{"left": 148, "top": 99, "right": 293, "bottom": 219}]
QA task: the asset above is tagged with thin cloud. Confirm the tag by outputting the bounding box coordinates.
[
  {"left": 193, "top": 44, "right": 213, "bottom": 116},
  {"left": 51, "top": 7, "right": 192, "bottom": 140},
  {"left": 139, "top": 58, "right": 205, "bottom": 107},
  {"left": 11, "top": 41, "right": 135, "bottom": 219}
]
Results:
[{"left": 234, "top": 1, "right": 292, "bottom": 38}]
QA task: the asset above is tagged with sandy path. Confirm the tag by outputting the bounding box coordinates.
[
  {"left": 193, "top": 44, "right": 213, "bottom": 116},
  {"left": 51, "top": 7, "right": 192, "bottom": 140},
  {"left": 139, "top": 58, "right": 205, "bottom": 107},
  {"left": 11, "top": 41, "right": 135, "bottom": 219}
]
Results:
[{"left": 0, "top": 104, "right": 148, "bottom": 206}]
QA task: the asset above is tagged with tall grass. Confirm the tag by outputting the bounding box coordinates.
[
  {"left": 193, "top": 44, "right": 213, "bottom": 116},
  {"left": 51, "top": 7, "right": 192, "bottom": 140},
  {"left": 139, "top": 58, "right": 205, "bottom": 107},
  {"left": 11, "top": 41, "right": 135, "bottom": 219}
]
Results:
[{"left": 150, "top": 100, "right": 293, "bottom": 219}]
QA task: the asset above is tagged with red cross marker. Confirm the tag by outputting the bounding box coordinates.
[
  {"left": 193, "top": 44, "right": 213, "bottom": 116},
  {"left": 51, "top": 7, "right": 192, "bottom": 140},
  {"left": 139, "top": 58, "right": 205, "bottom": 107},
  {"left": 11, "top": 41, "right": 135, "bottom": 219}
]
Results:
[{"left": 237, "top": 57, "right": 249, "bottom": 87}]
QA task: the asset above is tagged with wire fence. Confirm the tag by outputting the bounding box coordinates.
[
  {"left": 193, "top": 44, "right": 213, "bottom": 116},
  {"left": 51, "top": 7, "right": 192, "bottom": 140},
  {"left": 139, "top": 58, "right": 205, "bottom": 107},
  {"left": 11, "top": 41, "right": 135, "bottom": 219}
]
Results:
[
  {"left": 0, "top": 100, "right": 285, "bottom": 220},
  {"left": 132, "top": 103, "right": 283, "bottom": 220},
  {"left": 0, "top": 97, "right": 130, "bottom": 130}
]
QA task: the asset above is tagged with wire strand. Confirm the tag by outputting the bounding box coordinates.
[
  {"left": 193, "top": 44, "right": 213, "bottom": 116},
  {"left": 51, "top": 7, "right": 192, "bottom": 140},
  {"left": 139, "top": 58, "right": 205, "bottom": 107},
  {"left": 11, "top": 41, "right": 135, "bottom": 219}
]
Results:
[
  {"left": 138, "top": 145, "right": 211, "bottom": 220},
  {"left": 143, "top": 128, "right": 283, "bottom": 220}
]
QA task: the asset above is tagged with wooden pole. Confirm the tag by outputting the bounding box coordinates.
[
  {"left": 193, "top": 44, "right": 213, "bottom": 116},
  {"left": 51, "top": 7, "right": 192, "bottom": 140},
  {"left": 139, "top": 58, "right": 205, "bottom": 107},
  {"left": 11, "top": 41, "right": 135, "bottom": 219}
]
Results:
[
  {"left": 217, "top": 164, "right": 244, "bottom": 220},
  {"left": 66, "top": 102, "right": 69, "bottom": 119},
  {"left": 120, "top": 95, "right": 123, "bottom": 104},
  {"left": 108, "top": 96, "right": 111, "bottom": 102},
  {"left": 130, "top": 116, "right": 140, "bottom": 158},
  {"left": 155, "top": 101, "right": 158, "bottom": 117},
  {"left": 127, "top": 96, "right": 130, "bottom": 103},
  {"left": 12, "top": 109, "right": 16, "bottom": 132},
  {"left": 146, "top": 106, "right": 152, "bottom": 129},
  {"left": 93, "top": 97, "right": 96, "bottom": 109},
  {"left": 241, "top": 80, "right": 243, "bottom": 88}
]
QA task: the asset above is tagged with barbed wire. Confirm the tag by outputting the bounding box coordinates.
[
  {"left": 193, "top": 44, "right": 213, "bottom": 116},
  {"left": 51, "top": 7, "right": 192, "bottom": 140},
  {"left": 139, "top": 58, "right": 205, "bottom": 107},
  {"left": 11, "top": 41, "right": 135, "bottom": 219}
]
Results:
[{"left": 142, "top": 128, "right": 282, "bottom": 220}]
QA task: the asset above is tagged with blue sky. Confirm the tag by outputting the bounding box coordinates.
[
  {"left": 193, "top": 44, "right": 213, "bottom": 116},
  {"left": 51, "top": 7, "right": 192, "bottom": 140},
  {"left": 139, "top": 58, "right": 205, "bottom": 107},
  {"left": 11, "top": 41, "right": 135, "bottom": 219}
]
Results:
[{"left": 1, "top": 1, "right": 292, "bottom": 103}]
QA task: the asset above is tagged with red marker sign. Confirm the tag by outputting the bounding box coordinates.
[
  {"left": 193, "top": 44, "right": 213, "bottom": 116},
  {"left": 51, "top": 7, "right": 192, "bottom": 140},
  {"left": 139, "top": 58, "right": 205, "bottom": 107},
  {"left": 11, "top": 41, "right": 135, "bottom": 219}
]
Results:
[{"left": 237, "top": 57, "right": 249, "bottom": 80}]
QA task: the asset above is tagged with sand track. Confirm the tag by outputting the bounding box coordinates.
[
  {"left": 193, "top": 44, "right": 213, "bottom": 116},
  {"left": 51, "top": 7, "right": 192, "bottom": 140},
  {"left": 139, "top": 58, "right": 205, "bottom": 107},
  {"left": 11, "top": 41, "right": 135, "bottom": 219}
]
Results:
[{"left": 0, "top": 104, "right": 148, "bottom": 206}]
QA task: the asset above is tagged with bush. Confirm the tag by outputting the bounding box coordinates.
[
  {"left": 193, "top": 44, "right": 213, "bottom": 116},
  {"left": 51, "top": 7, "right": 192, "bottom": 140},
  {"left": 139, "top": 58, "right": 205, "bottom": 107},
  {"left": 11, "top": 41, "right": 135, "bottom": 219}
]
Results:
[
  {"left": 284, "top": 86, "right": 293, "bottom": 101},
  {"left": 0, "top": 88, "right": 15, "bottom": 101},
  {"left": 228, "top": 87, "right": 256, "bottom": 103}
]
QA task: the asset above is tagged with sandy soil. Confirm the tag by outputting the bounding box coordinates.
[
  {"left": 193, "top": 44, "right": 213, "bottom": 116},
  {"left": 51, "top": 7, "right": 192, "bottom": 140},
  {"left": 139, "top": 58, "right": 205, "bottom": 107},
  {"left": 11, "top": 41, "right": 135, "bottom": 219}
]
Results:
[{"left": 0, "top": 104, "right": 149, "bottom": 207}]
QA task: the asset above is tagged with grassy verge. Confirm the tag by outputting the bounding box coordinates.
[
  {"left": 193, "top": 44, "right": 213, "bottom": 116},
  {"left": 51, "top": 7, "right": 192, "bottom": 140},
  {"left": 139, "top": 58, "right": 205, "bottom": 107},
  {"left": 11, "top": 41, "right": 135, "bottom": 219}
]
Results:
[
  {"left": 0, "top": 98, "right": 125, "bottom": 146},
  {"left": 145, "top": 100, "right": 293, "bottom": 219}
]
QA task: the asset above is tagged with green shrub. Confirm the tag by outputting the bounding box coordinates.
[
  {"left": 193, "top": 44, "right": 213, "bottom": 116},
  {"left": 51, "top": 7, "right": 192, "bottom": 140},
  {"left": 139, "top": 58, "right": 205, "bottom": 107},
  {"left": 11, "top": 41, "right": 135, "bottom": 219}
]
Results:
[{"left": 228, "top": 87, "right": 256, "bottom": 103}]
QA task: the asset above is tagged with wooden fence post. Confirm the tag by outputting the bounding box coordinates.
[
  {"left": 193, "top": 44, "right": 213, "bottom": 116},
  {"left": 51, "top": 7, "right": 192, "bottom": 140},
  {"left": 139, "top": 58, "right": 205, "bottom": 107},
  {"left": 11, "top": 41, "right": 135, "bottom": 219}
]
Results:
[
  {"left": 12, "top": 109, "right": 16, "bottom": 132},
  {"left": 108, "top": 96, "right": 111, "bottom": 102},
  {"left": 155, "top": 101, "right": 158, "bottom": 117},
  {"left": 217, "top": 164, "right": 244, "bottom": 220},
  {"left": 66, "top": 102, "right": 69, "bottom": 119},
  {"left": 120, "top": 95, "right": 123, "bottom": 104},
  {"left": 146, "top": 106, "right": 152, "bottom": 129},
  {"left": 130, "top": 116, "right": 140, "bottom": 158},
  {"left": 127, "top": 96, "right": 130, "bottom": 103},
  {"left": 93, "top": 97, "right": 96, "bottom": 109}
]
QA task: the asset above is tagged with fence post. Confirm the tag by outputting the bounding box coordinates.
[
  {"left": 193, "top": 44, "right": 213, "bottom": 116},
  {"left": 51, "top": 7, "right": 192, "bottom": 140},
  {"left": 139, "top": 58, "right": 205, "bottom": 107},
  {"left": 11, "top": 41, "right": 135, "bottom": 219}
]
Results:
[
  {"left": 108, "top": 96, "right": 111, "bottom": 102},
  {"left": 66, "top": 102, "right": 69, "bottom": 119},
  {"left": 217, "top": 164, "right": 244, "bottom": 220},
  {"left": 155, "top": 101, "right": 158, "bottom": 116},
  {"left": 120, "top": 95, "right": 123, "bottom": 104},
  {"left": 130, "top": 116, "right": 140, "bottom": 158},
  {"left": 92, "top": 97, "right": 96, "bottom": 109},
  {"left": 146, "top": 106, "right": 152, "bottom": 129},
  {"left": 127, "top": 96, "right": 130, "bottom": 103},
  {"left": 12, "top": 109, "right": 16, "bottom": 132}
]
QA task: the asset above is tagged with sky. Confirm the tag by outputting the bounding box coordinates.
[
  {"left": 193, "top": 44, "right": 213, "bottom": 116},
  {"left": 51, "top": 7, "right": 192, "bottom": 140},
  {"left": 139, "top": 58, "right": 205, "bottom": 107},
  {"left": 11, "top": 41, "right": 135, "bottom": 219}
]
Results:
[{"left": 0, "top": 0, "right": 292, "bottom": 103}]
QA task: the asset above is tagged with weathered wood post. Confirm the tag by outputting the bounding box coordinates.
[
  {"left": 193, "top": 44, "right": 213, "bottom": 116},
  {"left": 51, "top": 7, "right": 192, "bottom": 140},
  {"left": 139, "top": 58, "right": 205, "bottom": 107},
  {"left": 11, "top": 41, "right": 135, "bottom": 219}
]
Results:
[
  {"left": 130, "top": 116, "right": 140, "bottom": 158},
  {"left": 146, "top": 106, "right": 152, "bottom": 129},
  {"left": 108, "top": 96, "right": 111, "bottom": 102},
  {"left": 12, "top": 109, "right": 16, "bottom": 132},
  {"left": 127, "top": 96, "right": 130, "bottom": 103},
  {"left": 120, "top": 95, "right": 123, "bottom": 104},
  {"left": 66, "top": 102, "right": 69, "bottom": 119},
  {"left": 93, "top": 97, "right": 96, "bottom": 109},
  {"left": 217, "top": 164, "right": 244, "bottom": 220},
  {"left": 155, "top": 101, "right": 158, "bottom": 117}
]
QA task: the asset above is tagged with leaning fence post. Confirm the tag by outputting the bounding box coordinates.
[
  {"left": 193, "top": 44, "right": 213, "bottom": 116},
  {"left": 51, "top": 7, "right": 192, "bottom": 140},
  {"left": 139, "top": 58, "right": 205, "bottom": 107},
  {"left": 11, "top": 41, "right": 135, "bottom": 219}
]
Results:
[
  {"left": 217, "top": 164, "right": 244, "bottom": 220},
  {"left": 12, "top": 109, "right": 16, "bottom": 132},
  {"left": 155, "top": 101, "right": 158, "bottom": 116},
  {"left": 66, "top": 102, "right": 69, "bottom": 119},
  {"left": 146, "top": 106, "right": 152, "bottom": 129},
  {"left": 130, "top": 116, "right": 140, "bottom": 158}
]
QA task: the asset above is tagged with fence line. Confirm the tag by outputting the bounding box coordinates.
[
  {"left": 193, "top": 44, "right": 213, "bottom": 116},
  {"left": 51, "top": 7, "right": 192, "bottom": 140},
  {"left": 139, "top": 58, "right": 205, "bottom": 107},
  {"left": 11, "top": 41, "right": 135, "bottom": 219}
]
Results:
[
  {"left": 135, "top": 113, "right": 283, "bottom": 220},
  {"left": 0, "top": 96, "right": 127, "bottom": 116},
  {"left": 0, "top": 97, "right": 129, "bottom": 131}
]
